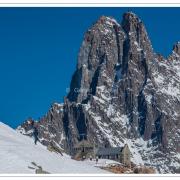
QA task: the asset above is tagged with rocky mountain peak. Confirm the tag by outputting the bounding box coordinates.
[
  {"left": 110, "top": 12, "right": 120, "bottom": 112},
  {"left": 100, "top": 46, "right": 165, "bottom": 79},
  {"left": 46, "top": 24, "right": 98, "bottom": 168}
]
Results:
[
  {"left": 68, "top": 15, "right": 126, "bottom": 103},
  {"left": 122, "top": 11, "right": 141, "bottom": 30},
  {"left": 173, "top": 41, "right": 180, "bottom": 52},
  {"left": 76, "top": 16, "right": 124, "bottom": 69},
  {"left": 168, "top": 41, "right": 180, "bottom": 61},
  {"left": 19, "top": 11, "right": 180, "bottom": 173},
  {"left": 172, "top": 41, "right": 180, "bottom": 56},
  {"left": 122, "top": 11, "right": 153, "bottom": 58},
  {"left": 122, "top": 11, "right": 143, "bottom": 35}
]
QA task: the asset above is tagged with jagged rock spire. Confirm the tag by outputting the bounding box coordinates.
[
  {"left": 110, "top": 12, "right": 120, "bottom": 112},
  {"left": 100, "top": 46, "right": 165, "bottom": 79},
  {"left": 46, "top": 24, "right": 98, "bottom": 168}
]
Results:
[
  {"left": 168, "top": 41, "right": 180, "bottom": 61},
  {"left": 122, "top": 12, "right": 153, "bottom": 58},
  {"left": 68, "top": 15, "right": 126, "bottom": 103},
  {"left": 172, "top": 41, "right": 180, "bottom": 58},
  {"left": 173, "top": 41, "right": 180, "bottom": 55}
]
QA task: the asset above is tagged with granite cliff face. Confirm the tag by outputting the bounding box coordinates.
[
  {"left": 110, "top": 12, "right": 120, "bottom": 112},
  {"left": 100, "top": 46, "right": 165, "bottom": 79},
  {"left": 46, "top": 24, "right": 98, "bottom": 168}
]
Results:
[{"left": 18, "top": 12, "right": 180, "bottom": 173}]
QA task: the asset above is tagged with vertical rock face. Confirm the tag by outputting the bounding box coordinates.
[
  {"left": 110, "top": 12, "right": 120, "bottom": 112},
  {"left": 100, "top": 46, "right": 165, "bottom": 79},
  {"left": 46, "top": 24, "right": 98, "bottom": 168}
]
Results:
[
  {"left": 67, "top": 16, "right": 126, "bottom": 103},
  {"left": 18, "top": 12, "right": 180, "bottom": 173}
]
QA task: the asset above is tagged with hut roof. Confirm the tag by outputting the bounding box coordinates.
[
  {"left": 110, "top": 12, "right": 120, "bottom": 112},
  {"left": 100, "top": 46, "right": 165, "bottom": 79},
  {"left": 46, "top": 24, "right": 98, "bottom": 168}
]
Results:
[{"left": 74, "top": 140, "right": 93, "bottom": 149}]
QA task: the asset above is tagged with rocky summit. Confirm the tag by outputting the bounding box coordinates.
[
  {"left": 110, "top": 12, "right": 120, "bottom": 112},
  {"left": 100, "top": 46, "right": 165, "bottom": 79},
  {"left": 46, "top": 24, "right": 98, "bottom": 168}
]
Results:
[{"left": 18, "top": 12, "right": 180, "bottom": 173}]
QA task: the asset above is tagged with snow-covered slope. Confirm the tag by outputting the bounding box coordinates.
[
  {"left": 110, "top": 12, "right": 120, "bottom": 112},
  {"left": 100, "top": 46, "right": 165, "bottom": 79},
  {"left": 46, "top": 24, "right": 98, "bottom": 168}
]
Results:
[{"left": 0, "top": 122, "right": 110, "bottom": 174}]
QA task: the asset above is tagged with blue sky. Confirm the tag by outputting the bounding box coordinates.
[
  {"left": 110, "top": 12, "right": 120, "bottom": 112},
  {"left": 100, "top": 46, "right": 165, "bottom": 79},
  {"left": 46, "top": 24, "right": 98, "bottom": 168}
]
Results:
[{"left": 0, "top": 7, "right": 180, "bottom": 128}]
